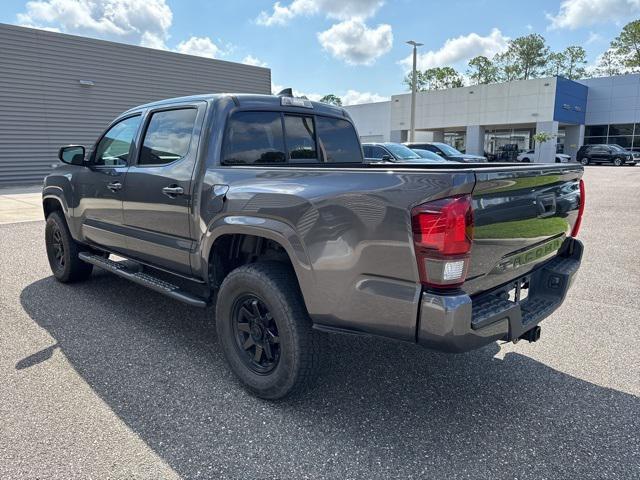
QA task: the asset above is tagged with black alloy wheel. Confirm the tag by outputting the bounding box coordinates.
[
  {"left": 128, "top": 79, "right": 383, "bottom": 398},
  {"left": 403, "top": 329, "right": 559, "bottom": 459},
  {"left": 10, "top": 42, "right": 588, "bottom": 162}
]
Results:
[
  {"left": 232, "top": 294, "right": 281, "bottom": 374},
  {"left": 51, "top": 224, "right": 66, "bottom": 270}
]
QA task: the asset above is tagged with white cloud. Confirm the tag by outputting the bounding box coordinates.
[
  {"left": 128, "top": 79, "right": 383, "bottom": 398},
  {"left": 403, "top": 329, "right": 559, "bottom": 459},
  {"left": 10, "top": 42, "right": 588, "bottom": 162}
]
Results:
[
  {"left": 242, "top": 55, "right": 268, "bottom": 67},
  {"left": 318, "top": 19, "right": 392, "bottom": 65},
  {"left": 547, "top": 0, "right": 640, "bottom": 30},
  {"left": 257, "top": 0, "right": 384, "bottom": 26},
  {"left": 400, "top": 28, "right": 509, "bottom": 71},
  {"left": 17, "top": 0, "right": 173, "bottom": 48},
  {"left": 342, "top": 89, "right": 388, "bottom": 105},
  {"left": 175, "top": 36, "right": 220, "bottom": 58},
  {"left": 586, "top": 31, "right": 603, "bottom": 44}
]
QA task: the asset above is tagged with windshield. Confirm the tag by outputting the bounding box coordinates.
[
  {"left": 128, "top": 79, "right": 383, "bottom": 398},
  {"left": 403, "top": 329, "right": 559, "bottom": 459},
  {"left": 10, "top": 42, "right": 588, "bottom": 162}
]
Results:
[
  {"left": 433, "top": 142, "right": 462, "bottom": 156},
  {"left": 610, "top": 144, "right": 627, "bottom": 152},
  {"left": 384, "top": 143, "right": 420, "bottom": 159}
]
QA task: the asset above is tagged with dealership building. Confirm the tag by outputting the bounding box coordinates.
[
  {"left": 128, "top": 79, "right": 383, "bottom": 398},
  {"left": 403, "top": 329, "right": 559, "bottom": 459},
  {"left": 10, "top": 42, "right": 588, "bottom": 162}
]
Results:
[
  {"left": 345, "top": 74, "right": 640, "bottom": 162},
  {"left": 0, "top": 23, "right": 271, "bottom": 186}
]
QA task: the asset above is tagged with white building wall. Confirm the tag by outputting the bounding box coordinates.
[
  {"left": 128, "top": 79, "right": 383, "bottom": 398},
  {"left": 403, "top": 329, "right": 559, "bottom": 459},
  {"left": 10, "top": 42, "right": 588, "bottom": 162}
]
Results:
[
  {"left": 344, "top": 101, "right": 391, "bottom": 142},
  {"left": 390, "top": 77, "right": 557, "bottom": 131}
]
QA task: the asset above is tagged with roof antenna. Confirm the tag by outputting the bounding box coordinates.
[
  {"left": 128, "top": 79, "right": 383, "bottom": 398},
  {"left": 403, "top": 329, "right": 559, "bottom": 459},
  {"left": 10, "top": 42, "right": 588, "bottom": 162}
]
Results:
[{"left": 277, "top": 88, "right": 293, "bottom": 97}]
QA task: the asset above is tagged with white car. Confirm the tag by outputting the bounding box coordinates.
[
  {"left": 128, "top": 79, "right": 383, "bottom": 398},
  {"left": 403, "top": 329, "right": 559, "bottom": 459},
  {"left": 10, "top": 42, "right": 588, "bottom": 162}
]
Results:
[{"left": 516, "top": 150, "right": 572, "bottom": 163}]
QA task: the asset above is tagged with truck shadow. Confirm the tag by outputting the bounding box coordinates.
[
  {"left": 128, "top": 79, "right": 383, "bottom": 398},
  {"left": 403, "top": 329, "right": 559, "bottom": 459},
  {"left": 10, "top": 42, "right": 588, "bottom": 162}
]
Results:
[{"left": 20, "top": 273, "right": 639, "bottom": 479}]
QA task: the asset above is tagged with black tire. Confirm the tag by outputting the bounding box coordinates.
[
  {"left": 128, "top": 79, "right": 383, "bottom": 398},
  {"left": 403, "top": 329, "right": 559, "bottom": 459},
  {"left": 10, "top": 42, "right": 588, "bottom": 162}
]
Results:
[
  {"left": 215, "top": 262, "right": 322, "bottom": 399},
  {"left": 613, "top": 157, "right": 623, "bottom": 166},
  {"left": 522, "top": 157, "right": 530, "bottom": 163},
  {"left": 45, "top": 211, "right": 93, "bottom": 283},
  {"left": 580, "top": 157, "right": 589, "bottom": 166}
]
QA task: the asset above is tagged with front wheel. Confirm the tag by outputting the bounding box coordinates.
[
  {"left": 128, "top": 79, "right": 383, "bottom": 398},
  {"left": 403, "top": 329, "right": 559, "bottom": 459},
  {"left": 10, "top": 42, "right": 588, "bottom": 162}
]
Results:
[
  {"left": 45, "top": 211, "right": 93, "bottom": 282},
  {"left": 215, "top": 262, "right": 322, "bottom": 399},
  {"left": 613, "top": 157, "right": 623, "bottom": 166}
]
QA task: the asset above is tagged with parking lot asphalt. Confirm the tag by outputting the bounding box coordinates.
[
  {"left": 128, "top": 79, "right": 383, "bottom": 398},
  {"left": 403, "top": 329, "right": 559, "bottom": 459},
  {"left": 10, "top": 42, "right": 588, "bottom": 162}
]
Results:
[{"left": 1, "top": 166, "right": 639, "bottom": 479}]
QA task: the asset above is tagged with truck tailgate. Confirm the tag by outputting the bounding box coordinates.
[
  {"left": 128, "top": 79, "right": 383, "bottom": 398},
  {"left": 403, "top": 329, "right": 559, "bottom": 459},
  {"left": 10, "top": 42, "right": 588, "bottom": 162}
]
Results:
[{"left": 464, "top": 165, "right": 583, "bottom": 296}]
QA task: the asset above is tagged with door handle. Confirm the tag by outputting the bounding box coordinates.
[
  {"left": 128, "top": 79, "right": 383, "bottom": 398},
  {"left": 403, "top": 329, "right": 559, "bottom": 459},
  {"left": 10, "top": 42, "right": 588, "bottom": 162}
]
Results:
[
  {"left": 107, "top": 182, "right": 122, "bottom": 191},
  {"left": 162, "top": 185, "right": 184, "bottom": 197}
]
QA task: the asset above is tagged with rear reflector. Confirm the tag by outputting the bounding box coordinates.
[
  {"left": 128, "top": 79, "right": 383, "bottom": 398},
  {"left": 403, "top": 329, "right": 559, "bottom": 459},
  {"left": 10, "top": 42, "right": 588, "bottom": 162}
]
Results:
[
  {"left": 570, "top": 179, "right": 585, "bottom": 237},
  {"left": 411, "top": 195, "right": 474, "bottom": 288}
]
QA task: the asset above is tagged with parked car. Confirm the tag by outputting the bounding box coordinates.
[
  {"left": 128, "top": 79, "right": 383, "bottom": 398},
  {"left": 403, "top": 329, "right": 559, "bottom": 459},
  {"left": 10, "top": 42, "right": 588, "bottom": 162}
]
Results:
[
  {"left": 43, "top": 92, "right": 584, "bottom": 399},
  {"left": 516, "top": 150, "right": 572, "bottom": 163},
  {"left": 577, "top": 144, "right": 636, "bottom": 166},
  {"left": 362, "top": 142, "right": 422, "bottom": 162},
  {"left": 404, "top": 142, "right": 487, "bottom": 162},
  {"left": 411, "top": 149, "right": 456, "bottom": 163}
]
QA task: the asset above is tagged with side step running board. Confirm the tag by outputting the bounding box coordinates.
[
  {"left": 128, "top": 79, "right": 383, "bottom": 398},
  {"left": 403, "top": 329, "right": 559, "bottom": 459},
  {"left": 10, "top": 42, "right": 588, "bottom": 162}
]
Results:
[{"left": 79, "top": 252, "right": 208, "bottom": 308}]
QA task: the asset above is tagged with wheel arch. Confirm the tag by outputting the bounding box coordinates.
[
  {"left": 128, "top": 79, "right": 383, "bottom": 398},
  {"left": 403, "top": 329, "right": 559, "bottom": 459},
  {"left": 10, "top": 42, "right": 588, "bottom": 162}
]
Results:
[
  {"left": 42, "top": 195, "right": 66, "bottom": 219},
  {"left": 201, "top": 216, "right": 315, "bottom": 308}
]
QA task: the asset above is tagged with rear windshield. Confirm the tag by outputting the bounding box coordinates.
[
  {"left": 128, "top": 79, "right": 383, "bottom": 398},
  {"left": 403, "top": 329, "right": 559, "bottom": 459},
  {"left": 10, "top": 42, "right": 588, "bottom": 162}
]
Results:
[{"left": 222, "top": 111, "right": 362, "bottom": 165}]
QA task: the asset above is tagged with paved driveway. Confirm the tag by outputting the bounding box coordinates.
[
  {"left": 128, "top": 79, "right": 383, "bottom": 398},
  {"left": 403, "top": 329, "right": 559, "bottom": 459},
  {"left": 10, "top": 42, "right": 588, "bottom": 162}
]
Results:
[{"left": 0, "top": 167, "right": 638, "bottom": 479}]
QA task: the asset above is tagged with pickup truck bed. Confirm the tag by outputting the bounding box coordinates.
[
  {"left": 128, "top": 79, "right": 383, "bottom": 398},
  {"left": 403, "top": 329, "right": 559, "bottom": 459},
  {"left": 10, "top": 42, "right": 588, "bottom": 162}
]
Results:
[{"left": 43, "top": 93, "right": 584, "bottom": 398}]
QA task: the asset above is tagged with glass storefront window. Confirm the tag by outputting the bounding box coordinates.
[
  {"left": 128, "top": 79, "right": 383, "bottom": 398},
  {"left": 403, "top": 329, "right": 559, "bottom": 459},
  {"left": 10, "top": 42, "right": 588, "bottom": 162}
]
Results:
[
  {"left": 608, "top": 136, "right": 633, "bottom": 148},
  {"left": 444, "top": 132, "right": 466, "bottom": 152},
  {"left": 584, "top": 136, "right": 607, "bottom": 145},
  {"left": 608, "top": 124, "right": 634, "bottom": 136},
  {"left": 585, "top": 125, "right": 608, "bottom": 137}
]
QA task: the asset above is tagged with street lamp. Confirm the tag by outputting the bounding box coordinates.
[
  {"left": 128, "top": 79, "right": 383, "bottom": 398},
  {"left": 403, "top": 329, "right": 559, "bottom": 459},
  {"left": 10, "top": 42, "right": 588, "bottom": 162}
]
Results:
[{"left": 406, "top": 40, "right": 423, "bottom": 143}]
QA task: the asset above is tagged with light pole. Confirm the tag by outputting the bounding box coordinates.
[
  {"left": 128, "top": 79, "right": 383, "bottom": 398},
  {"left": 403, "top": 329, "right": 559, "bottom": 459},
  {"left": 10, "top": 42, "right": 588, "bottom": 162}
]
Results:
[{"left": 406, "top": 40, "right": 423, "bottom": 143}]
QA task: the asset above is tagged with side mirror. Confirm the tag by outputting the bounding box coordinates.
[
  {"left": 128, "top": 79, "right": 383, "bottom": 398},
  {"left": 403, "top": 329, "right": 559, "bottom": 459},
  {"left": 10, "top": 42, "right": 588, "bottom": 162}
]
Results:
[
  {"left": 58, "top": 145, "right": 86, "bottom": 165},
  {"left": 381, "top": 154, "right": 392, "bottom": 161}
]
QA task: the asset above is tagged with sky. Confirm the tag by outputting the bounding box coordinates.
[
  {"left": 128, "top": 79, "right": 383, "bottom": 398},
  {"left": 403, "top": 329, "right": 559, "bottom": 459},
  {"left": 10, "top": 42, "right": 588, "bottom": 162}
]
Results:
[{"left": 0, "top": 0, "right": 638, "bottom": 104}]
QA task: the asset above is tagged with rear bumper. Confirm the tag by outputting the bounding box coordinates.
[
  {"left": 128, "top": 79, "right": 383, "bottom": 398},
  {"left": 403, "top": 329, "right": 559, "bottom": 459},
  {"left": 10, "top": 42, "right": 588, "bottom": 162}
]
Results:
[{"left": 417, "top": 238, "right": 583, "bottom": 352}]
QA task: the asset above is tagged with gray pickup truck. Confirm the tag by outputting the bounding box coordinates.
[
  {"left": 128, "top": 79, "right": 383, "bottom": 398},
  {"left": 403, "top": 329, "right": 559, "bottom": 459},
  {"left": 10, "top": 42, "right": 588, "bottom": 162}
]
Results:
[{"left": 43, "top": 92, "right": 585, "bottom": 399}]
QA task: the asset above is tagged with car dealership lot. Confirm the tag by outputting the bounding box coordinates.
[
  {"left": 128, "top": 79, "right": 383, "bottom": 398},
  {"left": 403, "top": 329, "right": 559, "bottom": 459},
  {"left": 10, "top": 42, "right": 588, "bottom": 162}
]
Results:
[{"left": 0, "top": 167, "right": 638, "bottom": 479}]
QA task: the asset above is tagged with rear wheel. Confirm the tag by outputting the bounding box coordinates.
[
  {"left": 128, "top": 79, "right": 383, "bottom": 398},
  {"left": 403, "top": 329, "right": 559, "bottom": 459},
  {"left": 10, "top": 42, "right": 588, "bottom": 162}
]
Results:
[
  {"left": 215, "top": 262, "right": 322, "bottom": 399},
  {"left": 580, "top": 157, "right": 589, "bottom": 166},
  {"left": 45, "top": 211, "right": 93, "bottom": 282},
  {"left": 522, "top": 157, "right": 530, "bottom": 163}
]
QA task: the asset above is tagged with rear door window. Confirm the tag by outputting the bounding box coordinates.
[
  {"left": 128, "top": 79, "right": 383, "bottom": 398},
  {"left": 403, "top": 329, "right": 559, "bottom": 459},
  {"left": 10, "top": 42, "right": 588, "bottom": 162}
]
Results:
[
  {"left": 222, "top": 111, "right": 286, "bottom": 165},
  {"left": 316, "top": 116, "right": 362, "bottom": 163},
  {"left": 139, "top": 108, "right": 197, "bottom": 166}
]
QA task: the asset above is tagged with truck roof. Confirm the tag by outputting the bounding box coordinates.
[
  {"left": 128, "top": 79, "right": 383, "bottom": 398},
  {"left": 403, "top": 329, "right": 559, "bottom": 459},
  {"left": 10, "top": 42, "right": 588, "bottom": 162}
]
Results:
[{"left": 124, "top": 93, "right": 349, "bottom": 118}]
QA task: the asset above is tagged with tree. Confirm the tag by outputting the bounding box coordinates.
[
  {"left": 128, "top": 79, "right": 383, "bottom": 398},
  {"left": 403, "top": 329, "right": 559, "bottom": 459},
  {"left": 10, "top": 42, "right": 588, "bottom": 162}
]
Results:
[
  {"left": 504, "top": 34, "right": 549, "bottom": 79},
  {"left": 403, "top": 67, "right": 463, "bottom": 91},
  {"left": 403, "top": 70, "right": 427, "bottom": 92},
  {"left": 564, "top": 46, "right": 587, "bottom": 79},
  {"left": 424, "top": 67, "right": 464, "bottom": 90},
  {"left": 319, "top": 94, "right": 342, "bottom": 106},
  {"left": 594, "top": 49, "right": 622, "bottom": 77},
  {"left": 494, "top": 50, "right": 522, "bottom": 81},
  {"left": 533, "top": 131, "right": 557, "bottom": 162},
  {"left": 467, "top": 56, "right": 499, "bottom": 84},
  {"left": 610, "top": 19, "right": 640, "bottom": 72},
  {"left": 546, "top": 51, "right": 566, "bottom": 77}
]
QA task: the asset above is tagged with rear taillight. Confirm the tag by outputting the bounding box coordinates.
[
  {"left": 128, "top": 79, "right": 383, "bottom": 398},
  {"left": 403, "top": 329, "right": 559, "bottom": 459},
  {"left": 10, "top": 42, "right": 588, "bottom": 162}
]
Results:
[
  {"left": 570, "top": 179, "right": 585, "bottom": 237},
  {"left": 411, "top": 195, "right": 474, "bottom": 288}
]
